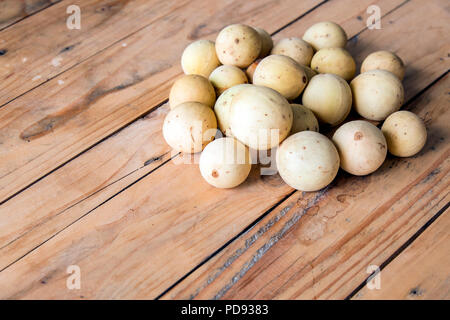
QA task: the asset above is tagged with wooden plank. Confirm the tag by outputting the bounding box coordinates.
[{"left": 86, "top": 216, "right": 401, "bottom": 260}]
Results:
[
  {"left": 0, "top": 0, "right": 437, "bottom": 299},
  {"left": 0, "top": 0, "right": 321, "bottom": 204},
  {"left": 354, "top": 208, "right": 450, "bottom": 300},
  {"left": 0, "top": 0, "right": 190, "bottom": 106},
  {"left": 163, "top": 73, "right": 450, "bottom": 300},
  {"left": 0, "top": 0, "right": 61, "bottom": 31},
  {"left": 0, "top": 0, "right": 400, "bottom": 272},
  {"left": 0, "top": 107, "right": 172, "bottom": 270}
]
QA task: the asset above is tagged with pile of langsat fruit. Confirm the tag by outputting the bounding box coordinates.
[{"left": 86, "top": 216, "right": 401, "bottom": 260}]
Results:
[{"left": 162, "top": 22, "right": 427, "bottom": 191}]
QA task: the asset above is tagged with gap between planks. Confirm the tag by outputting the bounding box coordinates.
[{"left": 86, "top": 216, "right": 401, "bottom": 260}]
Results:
[
  {"left": 346, "top": 200, "right": 450, "bottom": 299},
  {"left": 0, "top": 0, "right": 192, "bottom": 108}
]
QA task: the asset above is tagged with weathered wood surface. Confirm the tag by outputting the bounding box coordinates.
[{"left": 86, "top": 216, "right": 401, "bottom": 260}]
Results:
[
  {"left": 0, "top": 0, "right": 404, "bottom": 279},
  {"left": 0, "top": 0, "right": 448, "bottom": 300},
  {"left": 0, "top": 0, "right": 61, "bottom": 31},
  {"left": 0, "top": 0, "right": 327, "bottom": 271},
  {"left": 354, "top": 207, "right": 450, "bottom": 300},
  {"left": 0, "top": 0, "right": 406, "bottom": 272},
  {"left": 0, "top": 0, "right": 187, "bottom": 106},
  {"left": 0, "top": 0, "right": 321, "bottom": 204}
]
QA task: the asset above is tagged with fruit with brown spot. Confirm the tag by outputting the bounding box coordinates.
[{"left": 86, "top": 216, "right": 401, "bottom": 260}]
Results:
[
  {"left": 332, "top": 120, "right": 387, "bottom": 175},
  {"left": 215, "top": 24, "right": 262, "bottom": 68},
  {"left": 253, "top": 55, "right": 307, "bottom": 100},
  {"left": 199, "top": 137, "right": 252, "bottom": 188}
]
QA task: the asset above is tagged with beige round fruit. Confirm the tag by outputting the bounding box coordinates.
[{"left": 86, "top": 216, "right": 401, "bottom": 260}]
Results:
[
  {"left": 361, "top": 50, "right": 405, "bottom": 80},
  {"left": 245, "top": 58, "right": 261, "bottom": 83},
  {"left": 290, "top": 104, "right": 319, "bottom": 134},
  {"left": 311, "top": 48, "right": 356, "bottom": 81},
  {"left": 169, "top": 74, "right": 216, "bottom": 109},
  {"left": 253, "top": 55, "right": 307, "bottom": 100},
  {"left": 351, "top": 70, "right": 404, "bottom": 121},
  {"left": 229, "top": 85, "right": 293, "bottom": 150},
  {"left": 302, "top": 73, "right": 352, "bottom": 126},
  {"left": 303, "top": 21, "right": 347, "bottom": 50},
  {"left": 276, "top": 131, "right": 340, "bottom": 191},
  {"left": 271, "top": 37, "right": 314, "bottom": 66},
  {"left": 199, "top": 137, "right": 252, "bottom": 188},
  {"left": 214, "top": 84, "right": 252, "bottom": 135},
  {"left": 215, "top": 24, "right": 262, "bottom": 68},
  {"left": 381, "top": 111, "right": 427, "bottom": 157},
  {"left": 332, "top": 120, "right": 387, "bottom": 176},
  {"left": 254, "top": 27, "right": 273, "bottom": 58},
  {"left": 181, "top": 40, "right": 221, "bottom": 78},
  {"left": 209, "top": 65, "right": 248, "bottom": 96},
  {"left": 163, "top": 102, "right": 217, "bottom": 153}
]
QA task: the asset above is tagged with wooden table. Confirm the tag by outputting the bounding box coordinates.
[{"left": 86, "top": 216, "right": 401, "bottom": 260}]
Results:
[{"left": 0, "top": 0, "right": 448, "bottom": 300}]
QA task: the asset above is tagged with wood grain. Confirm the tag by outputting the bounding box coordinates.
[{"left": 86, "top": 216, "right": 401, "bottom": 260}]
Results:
[
  {"left": 0, "top": 0, "right": 321, "bottom": 204},
  {"left": 0, "top": 0, "right": 446, "bottom": 299},
  {"left": 354, "top": 208, "right": 450, "bottom": 300},
  {"left": 0, "top": 0, "right": 61, "bottom": 31},
  {"left": 0, "top": 160, "right": 293, "bottom": 299},
  {"left": 0, "top": 106, "right": 171, "bottom": 270},
  {"left": 163, "top": 73, "right": 450, "bottom": 300},
  {"left": 0, "top": 0, "right": 402, "bottom": 275},
  {"left": 0, "top": 0, "right": 189, "bottom": 106}
]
